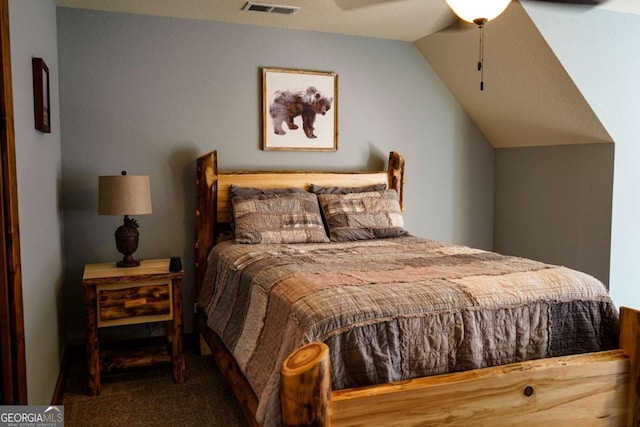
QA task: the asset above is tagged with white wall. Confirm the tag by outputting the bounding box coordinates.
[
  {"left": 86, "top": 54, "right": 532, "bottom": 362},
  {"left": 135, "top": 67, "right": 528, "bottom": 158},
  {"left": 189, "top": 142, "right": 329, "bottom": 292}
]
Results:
[
  {"left": 9, "top": 0, "right": 64, "bottom": 404},
  {"left": 523, "top": 4, "right": 640, "bottom": 308},
  {"left": 56, "top": 8, "right": 494, "bottom": 342}
]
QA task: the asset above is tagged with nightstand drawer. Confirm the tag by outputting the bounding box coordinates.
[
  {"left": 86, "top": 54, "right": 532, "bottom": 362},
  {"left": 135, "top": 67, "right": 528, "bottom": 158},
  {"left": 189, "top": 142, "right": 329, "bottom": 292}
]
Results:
[{"left": 97, "top": 279, "right": 172, "bottom": 327}]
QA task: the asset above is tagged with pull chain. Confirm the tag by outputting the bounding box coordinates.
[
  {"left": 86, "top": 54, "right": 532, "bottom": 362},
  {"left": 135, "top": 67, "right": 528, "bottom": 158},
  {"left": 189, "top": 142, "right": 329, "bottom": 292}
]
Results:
[
  {"left": 478, "top": 24, "right": 484, "bottom": 90},
  {"left": 473, "top": 18, "right": 488, "bottom": 91}
]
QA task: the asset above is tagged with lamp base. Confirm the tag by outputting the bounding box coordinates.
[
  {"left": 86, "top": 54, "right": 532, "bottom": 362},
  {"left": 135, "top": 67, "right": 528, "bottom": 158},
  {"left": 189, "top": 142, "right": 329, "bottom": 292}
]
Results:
[
  {"left": 114, "top": 215, "right": 141, "bottom": 268},
  {"left": 117, "top": 254, "right": 140, "bottom": 268}
]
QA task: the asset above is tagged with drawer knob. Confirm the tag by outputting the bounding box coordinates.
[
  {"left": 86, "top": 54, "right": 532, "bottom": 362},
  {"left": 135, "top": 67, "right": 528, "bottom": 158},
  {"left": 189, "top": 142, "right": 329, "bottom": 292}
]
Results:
[{"left": 124, "top": 298, "right": 148, "bottom": 309}]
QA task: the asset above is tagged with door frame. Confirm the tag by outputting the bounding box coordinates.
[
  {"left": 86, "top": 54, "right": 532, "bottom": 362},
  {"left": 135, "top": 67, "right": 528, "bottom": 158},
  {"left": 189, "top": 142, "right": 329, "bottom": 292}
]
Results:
[{"left": 0, "top": 0, "right": 27, "bottom": 405}]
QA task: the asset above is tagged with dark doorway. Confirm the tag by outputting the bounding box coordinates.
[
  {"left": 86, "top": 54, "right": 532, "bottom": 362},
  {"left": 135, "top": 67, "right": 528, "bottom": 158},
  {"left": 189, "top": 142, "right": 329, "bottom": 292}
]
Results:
[{"left": 0, "top": 0, "right": 27, "bottom": 404}]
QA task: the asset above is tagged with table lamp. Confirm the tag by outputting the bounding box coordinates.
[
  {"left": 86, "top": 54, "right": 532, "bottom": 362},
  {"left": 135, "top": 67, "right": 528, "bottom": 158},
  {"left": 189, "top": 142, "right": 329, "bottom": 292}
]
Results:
[{"left": 98, "top": 172, "right": 152, "bottom": 267}]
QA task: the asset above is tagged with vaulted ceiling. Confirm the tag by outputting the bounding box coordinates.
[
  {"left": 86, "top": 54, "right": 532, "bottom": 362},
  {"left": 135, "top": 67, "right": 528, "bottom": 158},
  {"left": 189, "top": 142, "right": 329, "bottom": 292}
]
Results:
[
  {"left": 55, "top": 0, "right": 640, "bottom": 148},
  {"left": 416, "top": 1, "right": 614, "bottom": 148}
]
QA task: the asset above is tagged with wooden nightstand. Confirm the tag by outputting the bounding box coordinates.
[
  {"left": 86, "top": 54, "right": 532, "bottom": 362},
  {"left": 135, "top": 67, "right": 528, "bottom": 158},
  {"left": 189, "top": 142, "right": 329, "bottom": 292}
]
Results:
[{"left": 82, "top": 258, "right": 185, "bottom": 396}]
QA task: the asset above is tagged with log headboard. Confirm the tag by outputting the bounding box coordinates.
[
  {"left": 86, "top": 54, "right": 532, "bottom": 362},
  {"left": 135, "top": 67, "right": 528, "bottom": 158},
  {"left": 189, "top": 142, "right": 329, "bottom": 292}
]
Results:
[{"left": 194, "top": 150, "right": 405, "bottom": 296}]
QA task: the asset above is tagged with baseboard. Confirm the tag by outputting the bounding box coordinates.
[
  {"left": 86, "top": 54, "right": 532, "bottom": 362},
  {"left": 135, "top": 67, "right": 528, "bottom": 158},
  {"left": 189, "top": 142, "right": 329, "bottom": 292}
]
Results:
[
  {"left": 50, "top": 345, "right": 73, "bottom": 405},
  {"left": 50, "top": 351, "right": 66, "bottom": 405}
]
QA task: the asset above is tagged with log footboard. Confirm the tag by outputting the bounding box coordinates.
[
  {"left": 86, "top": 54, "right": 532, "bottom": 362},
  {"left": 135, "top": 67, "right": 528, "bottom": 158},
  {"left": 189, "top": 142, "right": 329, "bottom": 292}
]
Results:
[
  {"left": 281, "top": 342, "right": 331, "bottom": 427},
  {"left": 620, "top": 306, "right": 640, "bottom": 427},
  {"left": 279, "top": 306, "right": 640, "bottom": 427}
]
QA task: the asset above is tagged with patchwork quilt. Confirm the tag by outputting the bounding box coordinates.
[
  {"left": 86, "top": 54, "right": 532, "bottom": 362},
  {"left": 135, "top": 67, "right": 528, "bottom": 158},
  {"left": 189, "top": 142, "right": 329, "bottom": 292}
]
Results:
[{"left": 198, "top": 236, "right": 618, "bottom": 426}]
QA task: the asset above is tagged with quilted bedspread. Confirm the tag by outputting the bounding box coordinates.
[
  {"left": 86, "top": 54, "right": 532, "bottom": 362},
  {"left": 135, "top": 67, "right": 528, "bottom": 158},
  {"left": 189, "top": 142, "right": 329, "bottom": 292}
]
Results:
[{"left": 198, "top": 236, "right": 618, "bottom": 426}]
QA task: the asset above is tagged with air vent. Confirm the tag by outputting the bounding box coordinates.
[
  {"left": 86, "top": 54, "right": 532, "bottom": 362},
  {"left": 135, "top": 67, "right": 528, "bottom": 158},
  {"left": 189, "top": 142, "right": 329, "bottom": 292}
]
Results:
[{"left": 242, "top": 2, "right": 300, "bottom": 15}]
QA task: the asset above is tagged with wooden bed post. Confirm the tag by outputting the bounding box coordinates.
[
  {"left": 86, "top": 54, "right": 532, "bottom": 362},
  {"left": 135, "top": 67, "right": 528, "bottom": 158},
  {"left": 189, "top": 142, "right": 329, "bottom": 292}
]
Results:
[
  {"left": 195, "top": 150, "right": 218, "bottom": 299},
  {"left": 388, "top": 151, "right": 405, "bottom": 210},
  {"left": 619, "top": 306, "right": 640, "bottom": 427},
  {"left": 281, "top": 342, "right": 332, "bottom": 427}
]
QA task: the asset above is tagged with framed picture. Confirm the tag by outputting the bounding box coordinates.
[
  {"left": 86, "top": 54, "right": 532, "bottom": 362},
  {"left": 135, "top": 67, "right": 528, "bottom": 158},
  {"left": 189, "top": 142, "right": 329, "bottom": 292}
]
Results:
[
  {"left": 262, "top": 68, "right": 338, "bottom": 151},
  {"left": 32, "top": 57, "right": 51, "bottom": 133}
]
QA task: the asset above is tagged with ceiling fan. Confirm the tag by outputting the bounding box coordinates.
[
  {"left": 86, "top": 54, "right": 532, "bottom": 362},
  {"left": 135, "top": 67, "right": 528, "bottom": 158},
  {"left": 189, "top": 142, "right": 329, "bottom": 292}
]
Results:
[
  {"left": 334, "top": 0, "right": 607, "bottom": 11},
  {"left": 446, "top": 0, "right": 607, "bottom": 23},
  {"left": 526, "top": 0, "right": 605, "bottom": 4},
  {"left": 444, "top": 0, "right": 607, "bottom": 89},
  {"left": 334, "top": 0, "right": 607, "bottom": 89}
]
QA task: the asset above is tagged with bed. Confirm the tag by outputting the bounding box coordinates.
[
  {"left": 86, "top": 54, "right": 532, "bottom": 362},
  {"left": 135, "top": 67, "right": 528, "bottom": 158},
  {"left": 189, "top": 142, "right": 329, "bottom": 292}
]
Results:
[{"left": 194, "top": 149, "right": 640, "bottom": 427}]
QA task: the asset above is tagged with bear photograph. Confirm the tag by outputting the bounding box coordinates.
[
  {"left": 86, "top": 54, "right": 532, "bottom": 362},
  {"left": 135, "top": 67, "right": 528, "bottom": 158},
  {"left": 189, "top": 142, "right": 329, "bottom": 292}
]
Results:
[{"left": 263, "top": 68, "right": 338, "bottom": 151}]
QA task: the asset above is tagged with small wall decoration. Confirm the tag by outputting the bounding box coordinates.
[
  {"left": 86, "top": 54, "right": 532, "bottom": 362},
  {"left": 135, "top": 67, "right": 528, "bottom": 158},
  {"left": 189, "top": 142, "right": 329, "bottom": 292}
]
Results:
[
  {"left": 263, "top": 67, "right": 338, "bottom": 151},
  {"left": 32, "top": 57, "right": 51, "bottom": 133}
]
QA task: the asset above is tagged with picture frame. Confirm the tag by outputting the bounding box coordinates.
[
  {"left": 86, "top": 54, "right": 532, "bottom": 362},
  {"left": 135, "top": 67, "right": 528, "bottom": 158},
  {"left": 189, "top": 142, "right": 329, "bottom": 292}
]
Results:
[
  {"left": 262, "top": 68, "right": 338, "bottom": 151},
  {"left": 32, "top": 57, "right": 51, "bottom": 133}
]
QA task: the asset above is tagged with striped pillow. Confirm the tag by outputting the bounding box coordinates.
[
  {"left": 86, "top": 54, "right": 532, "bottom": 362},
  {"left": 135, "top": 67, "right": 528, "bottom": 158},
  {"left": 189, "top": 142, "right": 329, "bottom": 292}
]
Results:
[
  {"left": 232, "top": 193, "right": 329, "bottom": 244},
  {"left": 318, "top": 190, "right": 407, "bottom": 242},
  {"left": 309, "top": 183, "right": 387, "bottom": 194}
]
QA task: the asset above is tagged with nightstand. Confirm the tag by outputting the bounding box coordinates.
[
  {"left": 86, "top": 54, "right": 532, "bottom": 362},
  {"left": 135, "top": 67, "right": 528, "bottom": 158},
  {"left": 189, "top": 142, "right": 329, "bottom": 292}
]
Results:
[{"left": 82, "top": 258, "right": 185, "bottom": 396}]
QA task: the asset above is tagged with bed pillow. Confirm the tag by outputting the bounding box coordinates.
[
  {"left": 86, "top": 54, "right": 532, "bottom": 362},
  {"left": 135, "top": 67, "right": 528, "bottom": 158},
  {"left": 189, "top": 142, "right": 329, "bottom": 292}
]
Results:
[
  {"left": 229, "top": 185, "right": 308, "bottom": 233},
  {"left": 317, "top": 190, "right": 407, "bottom": 242},
  {"left": 309, "top": 183, "right": 387, "bottom": 194},
  {"left": 232, "top": 192, "right": 329, "bottom": 244},
  {"left": 230, "top": 185, "right": 307, "bottom": 197}
]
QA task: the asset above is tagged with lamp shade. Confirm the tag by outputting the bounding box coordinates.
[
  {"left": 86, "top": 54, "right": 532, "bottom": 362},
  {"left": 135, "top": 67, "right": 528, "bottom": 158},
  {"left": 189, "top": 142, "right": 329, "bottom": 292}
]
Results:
[
  {"left": 445, "top": 0, "right": 511, "bottom": 23},
  {"left": 99, "top": 175, "right": 152, "bottom": 216}
]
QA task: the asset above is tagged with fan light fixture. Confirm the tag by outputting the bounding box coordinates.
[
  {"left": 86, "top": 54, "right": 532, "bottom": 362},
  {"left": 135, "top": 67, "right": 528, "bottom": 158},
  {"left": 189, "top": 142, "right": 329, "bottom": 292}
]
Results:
[
  {"left": 445, "top": 0, "right": 511, "bottom": 91},
  {"left": 445, "top": 0, "right": 511, "bottom": 25}
]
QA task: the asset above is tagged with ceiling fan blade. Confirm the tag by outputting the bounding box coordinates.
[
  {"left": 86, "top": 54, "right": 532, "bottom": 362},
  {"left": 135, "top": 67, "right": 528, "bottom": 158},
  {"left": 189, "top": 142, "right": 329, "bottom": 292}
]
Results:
[
  {"left": 334, "top": 0, "right": 404, "bottom": 11},
  {"left": 526, "top": 0, "right": 606, "bottom": 5}
]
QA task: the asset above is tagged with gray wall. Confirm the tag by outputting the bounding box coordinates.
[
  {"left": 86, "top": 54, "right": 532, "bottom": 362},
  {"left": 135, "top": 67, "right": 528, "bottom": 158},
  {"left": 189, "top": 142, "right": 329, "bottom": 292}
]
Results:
[
  {"left": 9, "top": 0, "right": 64, "bottom": 404},
  {"left": 57, "top": 8, "right": 494, "bottom": 342},
  {"left": 494, "top": 144, "right": 613, "bottom": 285},
  {"left": 522, "top": 4, "right": 640, "bottom": 310}
]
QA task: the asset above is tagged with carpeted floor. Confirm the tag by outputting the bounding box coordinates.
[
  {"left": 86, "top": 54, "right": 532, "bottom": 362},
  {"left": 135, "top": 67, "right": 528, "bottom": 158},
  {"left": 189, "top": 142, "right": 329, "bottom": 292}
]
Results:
[{"left": 62, "top": 350, "right": 247, "bottom": 426}]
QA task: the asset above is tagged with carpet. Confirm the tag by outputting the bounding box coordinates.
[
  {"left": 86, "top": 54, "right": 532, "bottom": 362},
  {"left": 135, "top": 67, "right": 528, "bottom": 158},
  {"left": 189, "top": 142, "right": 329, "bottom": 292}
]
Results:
[{"left": 62, "top": 350, "right": 247, "bottom": 426}]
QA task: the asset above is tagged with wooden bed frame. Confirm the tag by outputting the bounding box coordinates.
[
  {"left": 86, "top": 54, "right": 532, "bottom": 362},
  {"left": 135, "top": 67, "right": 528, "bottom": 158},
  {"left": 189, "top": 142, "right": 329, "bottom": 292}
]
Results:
[{"left": 194, "top": 149, "right": 640, "bottom": 427}]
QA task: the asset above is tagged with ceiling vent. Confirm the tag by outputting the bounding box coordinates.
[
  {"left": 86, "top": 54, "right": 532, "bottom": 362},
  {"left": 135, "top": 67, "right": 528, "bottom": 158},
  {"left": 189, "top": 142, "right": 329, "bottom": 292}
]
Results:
[{"left": 242, "top": 2, "right": 300, "bottom": 15}]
